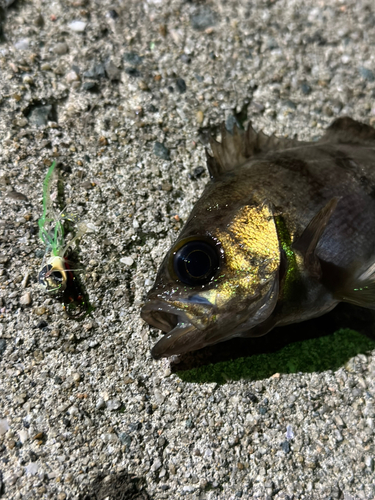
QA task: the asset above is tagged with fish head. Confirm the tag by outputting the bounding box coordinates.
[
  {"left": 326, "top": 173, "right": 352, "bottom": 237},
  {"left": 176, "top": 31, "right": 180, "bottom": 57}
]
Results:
[{"left": 142, "top": 184, "right": 281, "bottom": 358}]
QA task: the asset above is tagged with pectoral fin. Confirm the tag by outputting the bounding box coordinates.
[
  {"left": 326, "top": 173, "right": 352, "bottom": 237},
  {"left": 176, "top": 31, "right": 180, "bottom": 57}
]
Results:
[
  {"left": 293, "top": 197, "right": 340, "bottom": 280},
  {"left": 334, "top": 262, "right": 375, "bottom": 310}
]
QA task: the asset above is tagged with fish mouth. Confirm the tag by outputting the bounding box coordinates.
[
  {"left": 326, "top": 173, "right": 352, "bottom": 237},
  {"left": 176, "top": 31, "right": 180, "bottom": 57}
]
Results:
[
  {"left": 141, "top": 276, "right": 279, "bottom": 359},
  {"left": 141, "top": 301, "right": 203, "bottom": 359},
  {"left": 141, "top": 302, "right": 180, "bottom": 333}
]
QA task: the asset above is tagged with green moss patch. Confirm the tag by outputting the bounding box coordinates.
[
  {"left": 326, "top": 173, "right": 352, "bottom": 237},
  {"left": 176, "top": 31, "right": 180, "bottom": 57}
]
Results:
[{"left": 177, "top": 329, "right": 375, "bottom": 384}]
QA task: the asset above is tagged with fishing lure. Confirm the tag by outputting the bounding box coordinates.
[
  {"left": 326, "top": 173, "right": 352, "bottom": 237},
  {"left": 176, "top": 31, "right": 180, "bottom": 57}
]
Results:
[{"left": 38, "top": 161, "right": 89, "bottom": 318}]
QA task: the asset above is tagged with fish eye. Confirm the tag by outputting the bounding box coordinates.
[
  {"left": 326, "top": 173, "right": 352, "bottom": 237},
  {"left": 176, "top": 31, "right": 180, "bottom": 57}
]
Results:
[{"left": 173, "top": 240, "right": 219, "bottom": 285}]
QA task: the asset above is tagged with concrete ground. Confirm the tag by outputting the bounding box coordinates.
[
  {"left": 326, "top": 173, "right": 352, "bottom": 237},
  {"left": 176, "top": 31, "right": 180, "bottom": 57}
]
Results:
[{"left": 0, "top": 0, "right": 375, "bottom": 498}]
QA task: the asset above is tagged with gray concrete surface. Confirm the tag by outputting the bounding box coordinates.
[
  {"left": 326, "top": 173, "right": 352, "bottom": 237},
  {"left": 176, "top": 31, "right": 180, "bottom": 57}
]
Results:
[{"left": 0, "top": 0, "right": 375, "bottom": 498}]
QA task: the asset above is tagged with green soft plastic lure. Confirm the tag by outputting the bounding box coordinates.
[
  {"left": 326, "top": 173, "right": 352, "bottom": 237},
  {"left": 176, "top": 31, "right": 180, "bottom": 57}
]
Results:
[
  {"left": 38, "top": 161, "right": 65, "bottom": 261},
  {"left": 38, "top": 162, "right": 88, "bottom": 317}
]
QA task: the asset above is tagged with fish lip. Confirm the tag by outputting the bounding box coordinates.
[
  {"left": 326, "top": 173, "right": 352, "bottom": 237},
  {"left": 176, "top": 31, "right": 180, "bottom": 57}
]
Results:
[
  {"left": 150, "top": 322, "right": 198, "bottom": 359},
  {"left": 141, "top": 292, "right": 214, "bottom": 333},
  {"left": 141, "top": 300, "right": 203, "bottom": 359}
]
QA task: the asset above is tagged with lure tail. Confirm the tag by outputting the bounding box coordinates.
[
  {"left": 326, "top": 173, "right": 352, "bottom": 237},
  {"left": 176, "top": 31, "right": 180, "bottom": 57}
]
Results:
[{"left": 38, "top": 161, "right": 65, "bottom": 256}]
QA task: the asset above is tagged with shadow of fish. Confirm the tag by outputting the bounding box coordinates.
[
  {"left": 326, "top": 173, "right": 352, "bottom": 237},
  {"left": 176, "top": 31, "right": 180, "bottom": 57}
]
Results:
[{"left": 142, "top": 117, "right": 375, "bottom": 358}]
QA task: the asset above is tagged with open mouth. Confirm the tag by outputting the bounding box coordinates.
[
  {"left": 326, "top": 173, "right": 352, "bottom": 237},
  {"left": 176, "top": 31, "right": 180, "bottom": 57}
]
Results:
[
  {"left": 141, "top": 275, "right": 281, "bottom": 358},
  {"left": 141, "top": 305, "right": 179, "bottom": 333},
  {"left": 141, "top": 301, "right": 200, "bottom": 359}
]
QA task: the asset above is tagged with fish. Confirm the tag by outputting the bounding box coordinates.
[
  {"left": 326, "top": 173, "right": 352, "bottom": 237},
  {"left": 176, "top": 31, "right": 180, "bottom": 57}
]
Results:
[{"left": 141, "top": 117, "right": 375, "bottom": 359}]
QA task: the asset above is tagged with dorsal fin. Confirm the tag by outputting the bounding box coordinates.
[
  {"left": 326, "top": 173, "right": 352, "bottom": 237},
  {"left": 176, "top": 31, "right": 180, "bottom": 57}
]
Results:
[
  {"left": 319, "top": 117, "right": 375, "bottom": 145},
  {"left": 206, "top": 121, "right": 300, "bottom": 180}
]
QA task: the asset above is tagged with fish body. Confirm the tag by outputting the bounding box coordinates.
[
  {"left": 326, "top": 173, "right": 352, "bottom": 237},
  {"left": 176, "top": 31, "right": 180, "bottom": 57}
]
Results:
[{"left": 142, "top": 117, "right": 375, "bottom": 358}]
